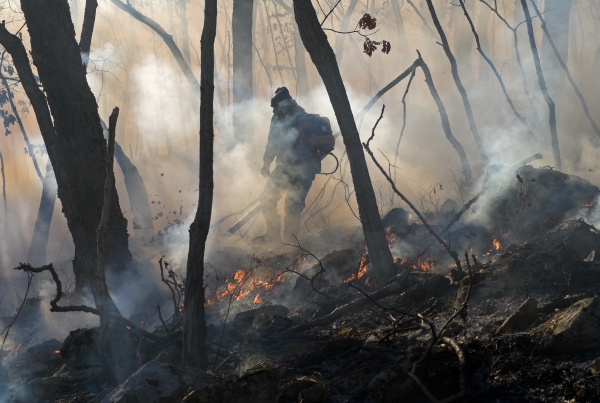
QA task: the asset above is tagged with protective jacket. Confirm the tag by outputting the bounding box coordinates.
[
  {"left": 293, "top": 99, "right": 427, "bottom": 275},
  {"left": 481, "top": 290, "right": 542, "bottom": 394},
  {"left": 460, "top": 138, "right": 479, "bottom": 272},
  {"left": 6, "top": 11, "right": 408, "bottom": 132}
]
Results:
[{"left": 262, "top": 99, "right": 320, "bottom": 175}]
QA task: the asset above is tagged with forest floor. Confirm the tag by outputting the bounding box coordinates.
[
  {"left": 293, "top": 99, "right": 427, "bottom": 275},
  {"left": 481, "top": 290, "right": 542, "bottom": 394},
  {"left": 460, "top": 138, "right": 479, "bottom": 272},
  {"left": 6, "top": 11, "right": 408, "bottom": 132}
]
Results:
[{"left": 3, "top": 165, "right": 600, "bottom": 403}]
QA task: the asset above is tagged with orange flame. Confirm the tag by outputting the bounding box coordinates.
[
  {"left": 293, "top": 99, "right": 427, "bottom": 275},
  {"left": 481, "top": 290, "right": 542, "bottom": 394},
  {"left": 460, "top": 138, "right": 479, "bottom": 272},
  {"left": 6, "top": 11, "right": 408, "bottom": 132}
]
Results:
[
  {"left": 493, "top": 237, "right": 501, "bottom": 251},
  {"left": 420, "top": 259, "right": 434, "bottom": 271},
  {"left": 253, "top": 294, "right": 263, "bottom": 304},
  {"left": 54, "top": 350, "right": 60, "bottom": 355}
]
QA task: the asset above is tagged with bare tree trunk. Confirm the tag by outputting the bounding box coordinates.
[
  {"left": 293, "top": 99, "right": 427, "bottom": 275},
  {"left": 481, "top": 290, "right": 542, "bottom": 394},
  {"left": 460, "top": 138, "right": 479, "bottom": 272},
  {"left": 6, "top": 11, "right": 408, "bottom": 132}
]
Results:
[
  {"left": 18, "top": 0, "right": 133, "bottom": 288},
  {"left": 528, "top": 0, "right": 600, "bottom": 137},
  {"left": 79, "top": 0, "right": 98, "bottom": 66},
  {"left": 179, "top": 0, "right": 191, "bottom": 64},
  {"left": 183, "top": 0, "right": 216, "bottom": 370},
  {"left": 114, "top": 141, "right": 154, "bottom": 236},
  {"left": 292, "top": 0, "right": 396, "bottom": 281},
  {"left": 0, "top": 152, "right": 5, "bottom": 223},
  {"left": 232, "top": 0, "right": 254, "bottom": 143},
  {"left": 520, "top": 0, "right": 561, "bottom": 170},
  {"left": 417, "top": 53, "right": 473, "bottom": 184},
  {"left": 540, "top": 0, "right": 572, "bottom": 96},
  {"left": 424, "top": 0, "right": 489, "bottom": 166},
  {"left": 28, "top": 159, "right": 57, "bottom": 266}
]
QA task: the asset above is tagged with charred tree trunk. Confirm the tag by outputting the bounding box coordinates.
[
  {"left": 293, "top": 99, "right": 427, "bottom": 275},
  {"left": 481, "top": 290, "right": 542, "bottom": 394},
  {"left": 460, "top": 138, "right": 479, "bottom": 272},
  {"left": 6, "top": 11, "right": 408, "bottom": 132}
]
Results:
[
  {"left": 27, "top": 159, "right": 57, "bottom": 266},
  {"left": 424, "top": 0, "right": 489, "bottom": 166},
  {"left": 18, "top": 0, "right": 132, "bottom": 288},
  {"left": 183, "top": 0, "right": 216, "bottom": 370},
  {"left": 79, "top": 0, "right": 98, "bottom": 66},
  {"left": 232, "top": 0, "right": 254, "bottom": 143},
  {"left": 292, "top": 0, "right": 396, "bottom": 281},
  {"left": 520, "top": 0, "right": 561, "bottom": 170}
]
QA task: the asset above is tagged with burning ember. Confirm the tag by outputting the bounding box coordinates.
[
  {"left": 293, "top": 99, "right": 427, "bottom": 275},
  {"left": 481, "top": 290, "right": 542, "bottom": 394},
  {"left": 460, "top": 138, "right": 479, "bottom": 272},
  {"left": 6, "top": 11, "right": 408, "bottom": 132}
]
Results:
[
  {"left": 126, "top": 325, "right": 131, "bottom": 330},
  {"left": 419, "top": 258, "right": 435, "bottom": 271},
  {"left": 583, "top": 202, "right": 595, "bottom": 208},
  {"left": 493, "top": 237, "right": 501, "bottom": 251},
  {"left": 253, "top": 294, "right": 263, "bottom": 304},
  {"left": 54, "top": 350, "right": 60, "bottom": 355}
]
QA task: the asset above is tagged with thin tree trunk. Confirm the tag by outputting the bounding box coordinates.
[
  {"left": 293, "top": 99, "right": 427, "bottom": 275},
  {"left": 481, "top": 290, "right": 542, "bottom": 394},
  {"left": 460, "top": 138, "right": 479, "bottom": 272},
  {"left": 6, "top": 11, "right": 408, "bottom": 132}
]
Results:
[
  {"left": 113, "top": 141, "right": 154, "bottom": 236},
  {"left": 179, "top": 0, "right": 191, "bottom": 64},
  {"left": 425, "top": 0, "right": 489, "bottom": 166},
  {"left": 18, "top": 0, "right": 132, "bottom": 288},
  {"left": 540, "top": 0, "right": 572, "bottom": 96},
  {"left": 79, "top": 0, "right": 98, "bottom": 66},
  {"left": 292, "top": 0, "right": 396, "bottom": 281},
  {"left": 417, "top": 53, "right": 474, "bottom": 184},
  {"left": 459, "top": 0, "right": 536, "bottom": 141},
  {"left": 528, "top": 0, "right": 600, "bottom": 138},
  {"left": 520, "top": 0, "right": 561, "bottom": 170},
  {"left": 27, "top": 159, "right": 57, "bottom": 266},
  {"left": 0, "top": 152, "right": 6, "bottom": 222},
  {"left": 232, "top": 0, "right": 254, "bottom": 143},
  {"left": 183, "top": 0, "right": 216, "bottom": 370}
]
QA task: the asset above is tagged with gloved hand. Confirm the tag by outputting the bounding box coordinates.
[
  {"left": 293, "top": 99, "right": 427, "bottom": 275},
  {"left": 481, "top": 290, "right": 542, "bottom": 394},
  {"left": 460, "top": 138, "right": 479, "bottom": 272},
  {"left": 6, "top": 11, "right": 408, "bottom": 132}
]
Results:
[{"left": 260, "top": 163, "right": 270, "bottom": 178}]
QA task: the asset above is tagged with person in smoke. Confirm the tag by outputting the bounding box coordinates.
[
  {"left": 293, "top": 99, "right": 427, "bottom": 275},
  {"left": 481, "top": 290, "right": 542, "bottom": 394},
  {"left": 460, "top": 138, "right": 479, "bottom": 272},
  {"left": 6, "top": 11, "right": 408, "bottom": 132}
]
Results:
[{"left": 252, "top": 87, "right": 321, "bottom": 244}]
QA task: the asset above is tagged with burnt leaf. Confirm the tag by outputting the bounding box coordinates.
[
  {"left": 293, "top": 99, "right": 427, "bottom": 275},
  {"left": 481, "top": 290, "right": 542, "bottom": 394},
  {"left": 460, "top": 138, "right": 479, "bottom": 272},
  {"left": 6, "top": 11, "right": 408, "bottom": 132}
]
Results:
[
  {"left": 358, "top": 13, "right": 377, "bottom": 30},
  {"left": 381, "top": 40, "right": 391, "bottom": 54}
]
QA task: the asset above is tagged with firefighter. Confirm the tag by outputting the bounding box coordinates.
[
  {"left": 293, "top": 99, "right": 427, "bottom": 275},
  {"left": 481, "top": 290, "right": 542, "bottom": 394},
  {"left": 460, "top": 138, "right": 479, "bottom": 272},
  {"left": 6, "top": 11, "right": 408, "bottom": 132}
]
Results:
[{"left": 252, "top": 87, "right": 321, "bottom": 245}]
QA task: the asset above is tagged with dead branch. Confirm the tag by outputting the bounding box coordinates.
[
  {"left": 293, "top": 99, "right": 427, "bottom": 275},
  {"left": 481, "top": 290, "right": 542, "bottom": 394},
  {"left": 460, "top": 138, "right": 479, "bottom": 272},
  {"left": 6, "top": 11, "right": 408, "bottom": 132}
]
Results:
[
  {"left": 283, "top": 270, "right": 411, "bottom": 335},
  {"left": 0, "top": 271, "right": 33, "bottom": 351},
  {"left": 13, "top": 263, "right": 163, "bottom": 343},
  {"left": 458, "top": 0, "right": 537, "bottom": 142},
  {"left": 393, "top": 67, "right": 416, "bottom": 179},
  {"left": 519, "top": 0, "right": 561, "bottom": 170},
  {"left": 406, "top": 254, "right": 473, "bottom": 402},
  {"left": 424, "top": 0, "right": 489, "bottom": 165},
  {"left": 281, "top": 236, "right": 339, "bottom": 300},
  {"left": 159, "top": 256, "right": 180, "bottom": 315},
  {"left": 364, "top": 105, "right": 463, "bottom": 272},
  {"left": 528, "top": 0, "right": 600, "bottom": 138}
]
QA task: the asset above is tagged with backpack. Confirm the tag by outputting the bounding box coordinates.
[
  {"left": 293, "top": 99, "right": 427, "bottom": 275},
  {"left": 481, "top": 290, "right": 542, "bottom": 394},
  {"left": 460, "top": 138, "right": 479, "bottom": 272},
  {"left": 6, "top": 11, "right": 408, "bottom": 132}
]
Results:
[{"left": 296, "top": 114, "right": 335, "bottom": 156}]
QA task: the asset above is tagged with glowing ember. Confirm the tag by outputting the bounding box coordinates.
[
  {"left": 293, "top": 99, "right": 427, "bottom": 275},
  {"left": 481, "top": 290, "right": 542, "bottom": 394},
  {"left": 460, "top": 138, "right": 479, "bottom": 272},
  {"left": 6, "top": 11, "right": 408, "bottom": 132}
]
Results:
[
  {"left": 253, "top": 294, "right": 263, "bottom": 304},
  {"left": 583, "top": 202, "right": 595, "bottom": 208},
  {"left": 420, "top": 259, "right": 435, "bottom": 271},
  {"left": 126, "top": 325, "right": 131, "bottom": 330},
  {"left": 493, "top": 237, "right": 501, "bottom": 250},
  {"left": 358, "top": 256, "right": 369, "bottom": 278},
  {"left": 54, "top": 350, "right": 60, "bottom": 355}
]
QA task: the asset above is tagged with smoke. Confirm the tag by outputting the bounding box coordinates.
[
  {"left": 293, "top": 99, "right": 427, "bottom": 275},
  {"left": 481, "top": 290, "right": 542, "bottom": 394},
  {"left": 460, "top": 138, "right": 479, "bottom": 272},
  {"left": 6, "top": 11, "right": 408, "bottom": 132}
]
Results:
[{"left": 0, "top": 0, "right": 599, "bottom": 353}]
